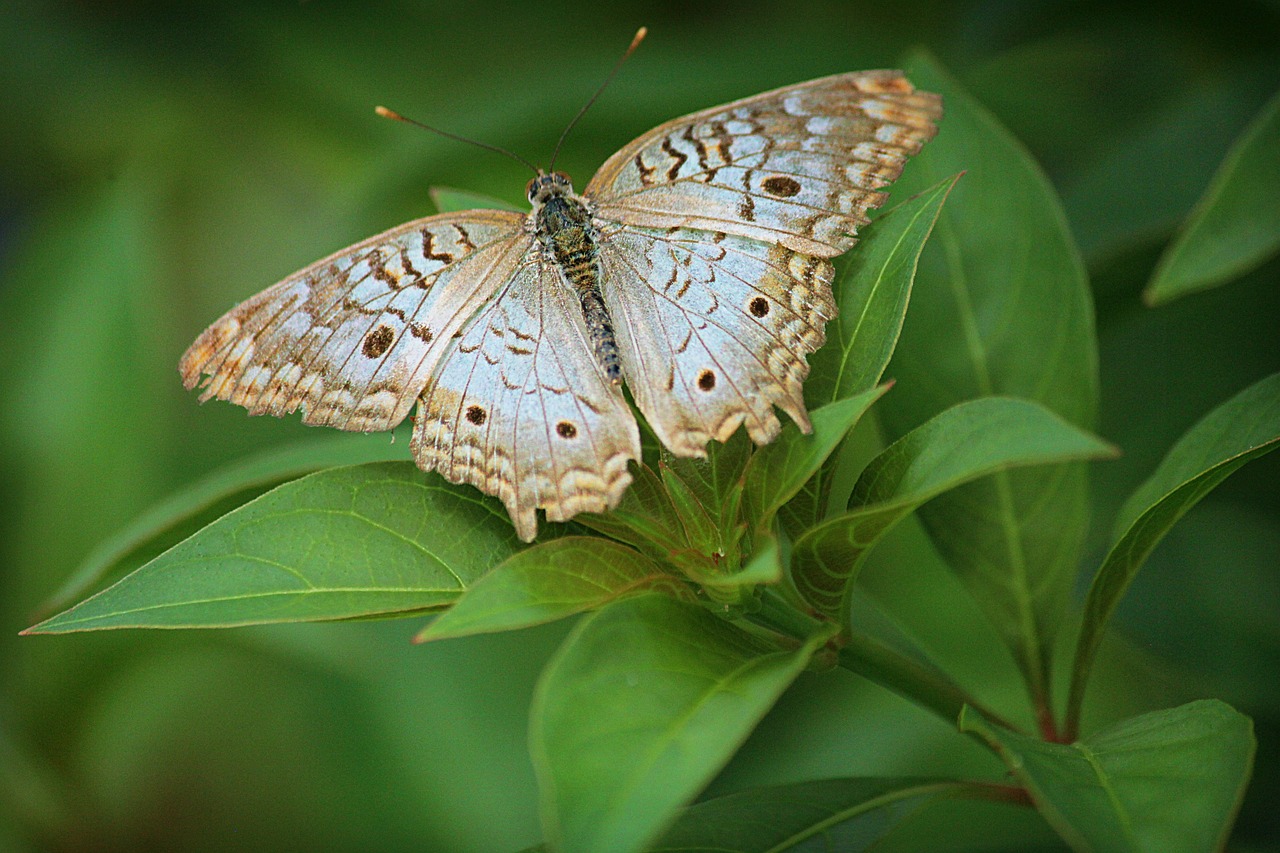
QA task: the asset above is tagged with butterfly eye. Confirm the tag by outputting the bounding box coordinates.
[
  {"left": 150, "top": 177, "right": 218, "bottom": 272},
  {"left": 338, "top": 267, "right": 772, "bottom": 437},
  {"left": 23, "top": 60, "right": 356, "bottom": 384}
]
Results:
[{"left": 526, "top": 177, "right": 540, "bottom": 201}]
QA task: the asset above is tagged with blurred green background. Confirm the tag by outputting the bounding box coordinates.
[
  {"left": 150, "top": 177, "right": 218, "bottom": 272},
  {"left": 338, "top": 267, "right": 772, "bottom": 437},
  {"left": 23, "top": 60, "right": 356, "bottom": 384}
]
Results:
[{"left": 2, "top": 1, "right": 1278, "bottom": 850}]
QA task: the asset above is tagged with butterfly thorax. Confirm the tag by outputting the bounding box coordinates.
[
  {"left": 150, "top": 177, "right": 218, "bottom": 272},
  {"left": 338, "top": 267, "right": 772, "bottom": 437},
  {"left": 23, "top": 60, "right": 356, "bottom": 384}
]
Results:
[{"left": 528, "top": 171, "right": 623, "bottom": 384}]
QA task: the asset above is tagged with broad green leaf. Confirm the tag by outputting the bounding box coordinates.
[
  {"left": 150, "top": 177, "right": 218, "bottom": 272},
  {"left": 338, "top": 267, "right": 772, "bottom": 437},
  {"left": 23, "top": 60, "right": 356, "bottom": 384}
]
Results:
[
  {"left": 649, "top": 777, "right": 972, "bottom": 852},
  {"left": 531, "top": 595, "right": 833, "bottom": 853},
  {"left": 416, "top": 537, "right": 692, "bottom": 642},
  {"left": 659, "top": 463, "right": 723, "bottom": 559},
  {"left": 784, "top": 176, "right": 955, "bottom": 539},
  {"left": 661, "top": 429, "right": 752, "bottom": 541},
  {"left": 743, "top": 386, "right": 888, "bottom": 529},
  {"left": 1067, "top": 373, "right": 1280, "bottom": 733},
  {"left": 884, "top": 52, "right": 1099, "bottom": 703},
  {"left": 1146, "top": 87, "right": 1280, "bottom": 304},
  {"left": 429, "top": 185, "right": 521, "bottom": 213},
  {"left": 37, "top": 436, "right": 410, "bottom": 619},
  {"left": 577, "top": 464, "right": 700, "bottom": 569},
  {"left": 793, "top": 398, "right": 1115, "bottom": 618},
  {"left": 24, "top": 462, "right": 522, "bottom": 632},
  {"left": 806, "top": 175, "right": 958, "bottom": 407},
  {"left": 963, "top": 700, "right": 1255, "bottom": 853}
]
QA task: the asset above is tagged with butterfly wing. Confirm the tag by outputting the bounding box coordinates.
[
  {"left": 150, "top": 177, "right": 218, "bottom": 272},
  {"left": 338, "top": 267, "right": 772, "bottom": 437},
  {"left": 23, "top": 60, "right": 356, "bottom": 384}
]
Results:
[
  {"left": 180, "top": 209, "right": 527, "bottom": 432},
  {"left": 599, "top": 225, "right": 834, "bottom": 455},
  {"left": 585, "top": 70, "right": 941, "bottom": 258},
  {"left": 412, "top": 251, "right": 640, "bottom": 542},
  {"left": 587, "top": 70, "right": 938, "bottom": 453}
]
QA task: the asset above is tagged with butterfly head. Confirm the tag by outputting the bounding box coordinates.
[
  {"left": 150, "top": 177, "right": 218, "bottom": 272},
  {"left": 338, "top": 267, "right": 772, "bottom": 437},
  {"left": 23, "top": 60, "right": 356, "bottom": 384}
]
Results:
[{"left": 526, "top": 171, "right": 575, "bottom": 206}]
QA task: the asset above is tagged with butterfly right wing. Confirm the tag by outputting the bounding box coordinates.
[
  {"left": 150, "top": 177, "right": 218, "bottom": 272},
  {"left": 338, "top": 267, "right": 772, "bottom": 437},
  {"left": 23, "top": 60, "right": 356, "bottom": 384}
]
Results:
[
  {"left": 180, "top": 209, "right": 527, "bottom": 432},
  {"left": 412, "top": 250, "right": 640, "bottom": 542}
]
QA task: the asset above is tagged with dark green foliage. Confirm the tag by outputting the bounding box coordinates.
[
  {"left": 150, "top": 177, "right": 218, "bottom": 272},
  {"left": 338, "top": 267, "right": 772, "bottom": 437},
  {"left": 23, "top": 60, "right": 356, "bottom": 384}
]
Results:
[{"left": 4, "top": 2, "right": 1279, "bottom": 851}]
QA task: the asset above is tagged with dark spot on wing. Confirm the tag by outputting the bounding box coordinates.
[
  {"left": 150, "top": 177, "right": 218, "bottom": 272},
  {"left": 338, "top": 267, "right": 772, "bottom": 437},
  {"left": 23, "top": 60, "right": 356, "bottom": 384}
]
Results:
[
  {"left": 749, "top": 297, "right": 769, "bottom": 317},
  {"left": 697, "top": 370, "right": 716, "bottom": 391},
  {"left": 763, "top": 176, "right": 802, "bottom": 197},
  {"left": 362, "top": 325, "right": 395, "bottom": 358},
  {"left": 466, "top": 405, "right": 487, "bottom": 426},
  {"left": 556, "top": 421, "right": 577, "bottom": 439}
]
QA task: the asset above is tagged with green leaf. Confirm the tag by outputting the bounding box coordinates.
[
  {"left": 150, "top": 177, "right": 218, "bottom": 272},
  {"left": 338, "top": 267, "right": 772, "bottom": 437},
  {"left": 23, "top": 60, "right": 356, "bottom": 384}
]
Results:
[
  {"left": 24, "top": 462, "right": 522, "bottom": 632},
  {"left": 576, "top": 464, "right": 697, "bottom": 566},
  {"left": 742, "top": 386, "right": 888, "bottom": 529},
  {"left": 963, "top": 700, "right": 1255, "bottom": 853},
  {"left": 660, "top": 429, "right": 752, "bottom": 544},
  {"left": 531, "top": 595, "right": 833, "bottom": 853},
  {"left": 416, "top": 537, "right": 692, "bottom": 642},
  {"left": 429, "top": 185, "right": 521, "bottom": 213},
  {"left": 36, "top": 436, "right": 410, "bottom": 620},
  {"left": 659, "top": 462, "right": 723, "bottom": 558},
  {"left": 648, "top": 777, "right": 972, "bottom": 852},
  {"left": 793, "top": 398, "right": 1115, "bottom": 618},
  {"left": 806, "top": 175, "right": 958, "bottom": 407},
  {"left": 1067, "top": 373, "right": 1280, "bottom": 734},
  {"left": 1146, "top": 87, "right": 1280, "bottom": 304},
  {"left": 885, "top": 52, "right": 1099, "bottom": 705}
]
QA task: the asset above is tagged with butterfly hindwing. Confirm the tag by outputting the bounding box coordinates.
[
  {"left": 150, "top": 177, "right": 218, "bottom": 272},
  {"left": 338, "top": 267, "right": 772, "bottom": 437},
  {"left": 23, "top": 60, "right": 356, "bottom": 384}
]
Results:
[
  {"left": 600, "top": 225, "right": 834, "bottom": 456},
  {"left": 412, "top": 251, "right": 641, "bottom": 541},
  {"left": 180, "top": 210, "right": 527, "bottom": 432}
]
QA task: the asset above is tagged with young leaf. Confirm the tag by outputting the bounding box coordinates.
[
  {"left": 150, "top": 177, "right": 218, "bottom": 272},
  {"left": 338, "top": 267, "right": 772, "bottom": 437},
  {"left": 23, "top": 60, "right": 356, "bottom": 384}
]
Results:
[
  {"left": 416, "top": 537, "right": 692, "bottom": 642},
  {"left": 963, "top": 700, "right": 1255, "bottom": 853},
  {"left": 1146, "top": 87, "right": 1280, "bottom": 304},
  {"left": 1067, "top": 372, "right": 1280, "bottom": 735},
  {"left": 648, "top": 777, "right": 974, "bottom": 852},
  {"left": 576, "top": 463, "right": 690, "bottom": 563},
  {"left": 24, "top": 462, "right": 522, "bottom": 632},
  {"left": 884, "top": 52, "right": 1099, "bottom": 707},
  {"left": 660, "top": 429, "right": 752, "bottom": 540},
  {"left": 793, "top": 397, "right": 1116, "bottom": 618},
  {"left": 531, "top": 594, "right": 834, "bottom": 853},
  {"left": 37, "top": 435, "right": 410, "bottom": 619},
  {"left": 742, "top": 385, "right": 888, "bottom": 530},
  {"left": 805, "top": 175, "right": 959, "bottom": 407}
]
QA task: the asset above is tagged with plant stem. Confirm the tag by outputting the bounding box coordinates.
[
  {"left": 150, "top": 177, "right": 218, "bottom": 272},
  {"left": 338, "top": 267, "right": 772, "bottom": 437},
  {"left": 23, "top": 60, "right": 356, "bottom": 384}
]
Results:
[
  {"left": 750, "top": 590, "right": 1026, "bottom": 735},
  {"left": 837, "top": 628, "right": 1025, "bottom": 735}
]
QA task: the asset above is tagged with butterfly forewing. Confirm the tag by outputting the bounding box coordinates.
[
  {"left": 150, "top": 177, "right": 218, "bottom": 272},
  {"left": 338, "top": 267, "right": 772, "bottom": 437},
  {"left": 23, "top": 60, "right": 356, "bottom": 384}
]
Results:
[
  {"left": 586, "top": 70, "right": 941, "bottom": 257},
  {"left": 411, "top": 252, "right": 640, "bottom": 541},
  {"left": 180, "top": 210, "right": 526, "bottom": 432}
]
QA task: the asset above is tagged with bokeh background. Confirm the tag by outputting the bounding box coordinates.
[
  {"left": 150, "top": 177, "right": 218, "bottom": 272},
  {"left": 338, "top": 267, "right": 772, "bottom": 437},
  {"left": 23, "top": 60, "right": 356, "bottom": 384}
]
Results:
[{"left": 2, "top": 1, "right": 1278, "bottom": 850}]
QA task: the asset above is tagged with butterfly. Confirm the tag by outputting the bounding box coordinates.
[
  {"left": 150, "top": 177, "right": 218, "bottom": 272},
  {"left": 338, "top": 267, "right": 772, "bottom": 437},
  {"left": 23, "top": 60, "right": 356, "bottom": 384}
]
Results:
[{"left": 181, "top": 70, "right": 941, "bottom": 542}]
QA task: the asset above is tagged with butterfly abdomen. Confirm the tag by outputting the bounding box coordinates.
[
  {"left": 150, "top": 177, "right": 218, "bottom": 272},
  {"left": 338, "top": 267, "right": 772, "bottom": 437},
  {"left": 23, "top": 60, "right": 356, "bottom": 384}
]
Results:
[{"left": 537, "top": 194, "right": 624, "bottom": 384}]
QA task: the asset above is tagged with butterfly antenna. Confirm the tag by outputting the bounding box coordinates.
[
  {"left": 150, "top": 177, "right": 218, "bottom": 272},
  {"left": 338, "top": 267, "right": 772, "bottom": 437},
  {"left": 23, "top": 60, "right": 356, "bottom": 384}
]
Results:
[
  {"left": 375, "top": 106, "right": 540, "bottom": 174},
  {"left": 548, "top": 26, "right": 647, "bottom": 172}
]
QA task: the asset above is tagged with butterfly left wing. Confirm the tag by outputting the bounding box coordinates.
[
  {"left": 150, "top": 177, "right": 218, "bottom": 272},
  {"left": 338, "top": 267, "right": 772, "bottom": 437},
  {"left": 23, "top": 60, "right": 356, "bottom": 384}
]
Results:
[
  {"left": 584, "top": 70, "right": 940, "bottom": 258},
  {"left": 412, "top": 251, "right": 641, "bottom": 542},
  {"left": 180, "top": 210, "right": 527, "bottom": 432}
]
